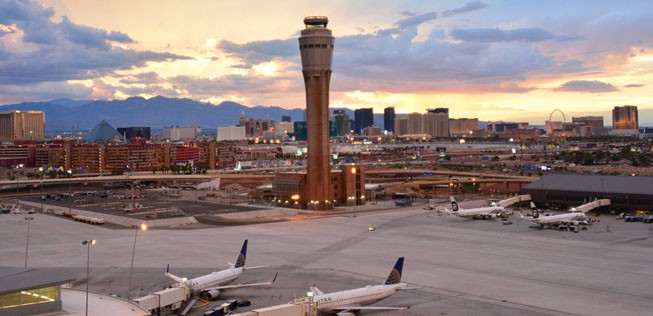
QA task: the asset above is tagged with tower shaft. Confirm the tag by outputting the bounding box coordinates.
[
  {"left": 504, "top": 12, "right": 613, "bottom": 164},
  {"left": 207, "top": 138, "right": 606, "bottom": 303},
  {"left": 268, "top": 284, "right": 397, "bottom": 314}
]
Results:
[{"left": 299, "top": 16, "right": 334, "bottom": 210}]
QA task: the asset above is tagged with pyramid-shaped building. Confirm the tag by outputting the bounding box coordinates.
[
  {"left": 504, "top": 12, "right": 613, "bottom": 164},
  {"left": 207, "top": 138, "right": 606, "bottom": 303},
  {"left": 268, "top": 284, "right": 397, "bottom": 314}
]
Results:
[{"left": 85, "top": 120, "right": 124, "bottom": 142}]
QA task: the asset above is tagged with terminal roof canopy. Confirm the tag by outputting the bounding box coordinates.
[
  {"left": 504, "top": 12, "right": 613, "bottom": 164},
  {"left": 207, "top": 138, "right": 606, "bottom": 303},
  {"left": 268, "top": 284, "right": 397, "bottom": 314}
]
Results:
[
  {"left": 524, "top": 174, "right": 653, "bottom": 196},
  {"left": 0, "top": 268, "right": 76, "bottom": 295}
]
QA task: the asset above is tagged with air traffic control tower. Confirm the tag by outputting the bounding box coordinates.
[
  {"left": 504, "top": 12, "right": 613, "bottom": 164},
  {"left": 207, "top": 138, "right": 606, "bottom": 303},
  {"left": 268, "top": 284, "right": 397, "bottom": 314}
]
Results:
[{"left": 299, "top": 16, "right": 334, "bottom": 210}]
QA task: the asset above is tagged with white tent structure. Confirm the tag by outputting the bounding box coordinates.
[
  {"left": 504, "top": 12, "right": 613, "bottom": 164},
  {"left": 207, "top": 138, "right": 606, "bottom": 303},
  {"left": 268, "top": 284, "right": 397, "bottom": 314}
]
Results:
[{"left": 196, "top": 178, "right": 220, "bottom": 190}]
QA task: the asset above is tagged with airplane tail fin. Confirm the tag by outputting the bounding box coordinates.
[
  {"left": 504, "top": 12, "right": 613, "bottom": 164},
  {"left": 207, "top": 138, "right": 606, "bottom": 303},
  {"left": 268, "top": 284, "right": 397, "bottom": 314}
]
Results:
[
  {"left": 530, "top": 202, "right": 539, "bottom": 218},
  {"left": 450, "top": 197, "right": 459, "bottom": 212},
  {"left": 385, "top": 257, "right": 404, "bottom": 285},
  {"left": 235, "top": 239, "right": 248, "bottom": 268}
]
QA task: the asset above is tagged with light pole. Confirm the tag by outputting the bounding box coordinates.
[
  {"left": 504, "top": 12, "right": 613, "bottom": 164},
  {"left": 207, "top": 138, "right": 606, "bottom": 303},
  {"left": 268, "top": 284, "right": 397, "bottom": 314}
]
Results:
[
  {"left": 128, "top": 223, "right": 147, "bottom": 300},
  {"left": 39, "top": 167, "right": 44, "bottom": 212},
  {"left": 67, "top": 170, "right": 73, "bottom": 214},
  {"left": 348, "top": 196, "right": 356, "bottom": 217},
  {"left": 24, "top": 216, "right": 34, "bottom": 267},
  {"left": 82, "top": 239, "right": 96, "bottom": 316}
]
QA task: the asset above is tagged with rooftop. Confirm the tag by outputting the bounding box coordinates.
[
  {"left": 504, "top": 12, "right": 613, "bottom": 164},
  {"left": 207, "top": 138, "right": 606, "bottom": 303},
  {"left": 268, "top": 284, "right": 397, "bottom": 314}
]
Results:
[
  {"left": 0, "top": 267, "right": 75, "bottom": 296},
  {"left": 523, "top": 173, "right": 653, "bottom": 195}
]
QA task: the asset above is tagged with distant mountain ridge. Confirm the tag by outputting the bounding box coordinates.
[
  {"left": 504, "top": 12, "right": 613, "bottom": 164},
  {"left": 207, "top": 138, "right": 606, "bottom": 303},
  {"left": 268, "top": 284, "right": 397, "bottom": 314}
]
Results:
[{"left": 0, "top": 96, "right": 310, "bottom": 131}]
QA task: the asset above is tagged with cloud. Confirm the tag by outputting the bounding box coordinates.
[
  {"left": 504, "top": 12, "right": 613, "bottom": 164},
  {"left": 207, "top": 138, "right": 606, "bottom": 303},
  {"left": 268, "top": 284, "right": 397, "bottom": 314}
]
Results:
[
  {"left": 59, "top": 17, "right": 134, "bottom": 50},
  {"left": 441, "top": 1, "right": 488, "bottom": 18},
  {"left": 395, "top": 12, "right": 438, "bottom": 29},
  {"left": 0, "top": 23, "right": 17, "bottom": 36},
  {"left": 211, "top": 8, "right": 585, "bottom": 95},
  {"left": 0, "top": 81, "right": 94, "bottom": 103},
  {"left": 119, "top": 72, "right": 165, "bottom": 85},
  {"left": 0, "top": 0, "right": 189, "bottom": 85},
  {"left": 624, "top": 84, "right": 644, "bottom": 88},
  {"left": 450, "top": 27, "right": 560, "bottom": 43},
  {"left": 218, "top": 38, "right": 297, "bottom": 67},
  {"left": 168, "top": 74, "right": 300, "bottom": 96},
  {"left": 554, "top": 80, "right": 618, "bottom": 93}
]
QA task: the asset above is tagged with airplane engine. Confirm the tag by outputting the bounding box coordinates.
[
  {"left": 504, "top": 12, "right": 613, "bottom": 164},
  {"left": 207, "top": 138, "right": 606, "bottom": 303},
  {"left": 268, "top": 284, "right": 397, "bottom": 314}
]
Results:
[
  {"left": 336, "top": 312, "right": 357, "bottom": 316},
  {"left": 201, "top": 289, "right": 221, "bottom": 300}
]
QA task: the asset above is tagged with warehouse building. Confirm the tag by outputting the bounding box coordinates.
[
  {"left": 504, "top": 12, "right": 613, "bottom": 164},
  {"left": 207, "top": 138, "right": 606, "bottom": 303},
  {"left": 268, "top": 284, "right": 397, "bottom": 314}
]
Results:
[{"left": 522, "top": 174, "right": 653, "bottom": 212}]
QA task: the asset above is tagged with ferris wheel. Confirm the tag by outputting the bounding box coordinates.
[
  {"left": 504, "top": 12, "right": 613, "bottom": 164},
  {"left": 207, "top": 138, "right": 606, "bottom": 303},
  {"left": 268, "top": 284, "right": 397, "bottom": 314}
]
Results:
[{"left": 548, "top": 109, "right": 566, "bottom": 123}]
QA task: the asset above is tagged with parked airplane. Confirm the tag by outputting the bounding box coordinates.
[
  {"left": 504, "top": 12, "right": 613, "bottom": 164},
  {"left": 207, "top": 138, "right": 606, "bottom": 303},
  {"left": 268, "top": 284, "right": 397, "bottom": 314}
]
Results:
[
  {"left": 521, "top": 202, "right": 591, "bottom": 228},
  {"left": 310, "top": 257, "right": 410, "bottom": 315},
  {"left": 446, "top": 197, "right": 510, "bottom": 219},
  {"left": 165, "top": 240, "right": 275, "bottom": 299}
]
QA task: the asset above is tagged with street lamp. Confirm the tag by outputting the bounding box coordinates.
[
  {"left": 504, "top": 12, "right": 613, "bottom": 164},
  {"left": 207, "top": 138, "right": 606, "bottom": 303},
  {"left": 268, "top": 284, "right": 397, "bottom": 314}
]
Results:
[
  {"left": 24, "top": 216, "right": 34, "bottom": 267},
  {"left": 128, "top": 223, "right": 147, "bottom": 300},
  {"left": 67, "top": 170, "right": 73, "bottom": 214},
  {"left": 82, "top": 239, "right": 96, "bottom": 316},
  {"left": 348, "top": 196, "right": 356, "bottom": 218},
  {"left": 38, "top": 167, "right": 44, "bottom": 212}
]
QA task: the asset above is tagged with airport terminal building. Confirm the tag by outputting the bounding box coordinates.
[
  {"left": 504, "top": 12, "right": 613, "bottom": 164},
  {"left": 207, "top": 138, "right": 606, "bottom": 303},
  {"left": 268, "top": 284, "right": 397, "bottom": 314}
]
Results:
[
  {"left": 522, "top": 174, "right": 653, "bottom": 212},
  {"left": 0, "top": 268, "right": 74, "bottom": 316}
]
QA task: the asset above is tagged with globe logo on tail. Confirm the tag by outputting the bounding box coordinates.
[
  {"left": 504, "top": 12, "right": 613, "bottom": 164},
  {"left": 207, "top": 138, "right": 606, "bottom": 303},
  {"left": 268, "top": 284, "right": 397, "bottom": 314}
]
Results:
[
  {"left": 385, "top": 268, "right": 401, "bottom": 285},
  {"left": 235, "top": 253, "right": 246, "bottom": 268}
]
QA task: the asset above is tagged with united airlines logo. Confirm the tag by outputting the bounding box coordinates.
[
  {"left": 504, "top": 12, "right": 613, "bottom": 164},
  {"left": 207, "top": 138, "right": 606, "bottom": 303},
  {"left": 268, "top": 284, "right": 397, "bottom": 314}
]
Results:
[
  {"left": 385, "top": 269, "right": 401, "bottom": 285},
  {"left": 235, "top": 254, "right": 245, "bottom": 268}
]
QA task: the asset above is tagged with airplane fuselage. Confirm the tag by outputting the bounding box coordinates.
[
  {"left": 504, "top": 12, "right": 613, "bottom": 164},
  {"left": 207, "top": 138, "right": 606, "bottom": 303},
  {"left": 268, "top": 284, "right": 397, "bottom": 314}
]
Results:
[
  {"left": 314, "top": 283, "right": 406, "bottom": 312},
  {"left": 455, "top": 206, "right": 505, "bottom": 218},
  {"left": 534, "top": 212, "right": 588, "bottom": 225},
  {"left": 187, "top": 267, "right": 243, "bottom": 292}
]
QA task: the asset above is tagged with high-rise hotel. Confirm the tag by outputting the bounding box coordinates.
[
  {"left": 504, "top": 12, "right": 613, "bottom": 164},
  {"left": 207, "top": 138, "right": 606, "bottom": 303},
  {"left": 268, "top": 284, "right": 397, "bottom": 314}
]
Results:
[
  {"left": 0, "top": 110, "right": 45, "bottom": 142},
  {"left": 612, "top": 105, "right": 638, "bottom": 130}
]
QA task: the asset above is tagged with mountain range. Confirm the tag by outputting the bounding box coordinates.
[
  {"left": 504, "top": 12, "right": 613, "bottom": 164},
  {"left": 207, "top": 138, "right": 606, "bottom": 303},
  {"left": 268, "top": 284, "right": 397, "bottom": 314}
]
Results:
[
  {"left": 0, "top": 96, "right": 390, "bottom": 132},
  {"left": 0, "top": 96, "right": 312, "bottom": 131}
]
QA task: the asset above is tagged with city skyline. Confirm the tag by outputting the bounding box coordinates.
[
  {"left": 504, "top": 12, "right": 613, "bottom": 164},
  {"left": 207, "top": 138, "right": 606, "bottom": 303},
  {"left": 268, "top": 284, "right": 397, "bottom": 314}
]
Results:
[{"left": 1, "top": 0, "right": 652, "bottom": 124}]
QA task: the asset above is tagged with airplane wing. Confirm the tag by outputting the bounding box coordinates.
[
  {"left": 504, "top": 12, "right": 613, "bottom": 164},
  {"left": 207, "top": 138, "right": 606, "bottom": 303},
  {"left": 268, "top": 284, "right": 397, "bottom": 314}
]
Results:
[
  {"left": 334, "top": 305, "right": 410, "bottom": 311},
  {"left": 517, "top": 211, "right": 534, "bottom": 220},
  {"left": 436, "top": 208, "right": 453, "bottom": 215},
  {"left": 310, "top": 286, "right": 325, "bottom": 296},
  {"left": 244, "top": 265, "right": 268, "bottom": 270},
  {"left": 226, "top": 262, "right": 268, "bottom": 270},
  {"left": 204, "top": 273, "right": 277, "bottom": 291},
  {"left": 165, "top": 264, "right": 187, "bottom": 284},
  {"left": 560, "top": 214, "right": 589, "bottom": 223}
]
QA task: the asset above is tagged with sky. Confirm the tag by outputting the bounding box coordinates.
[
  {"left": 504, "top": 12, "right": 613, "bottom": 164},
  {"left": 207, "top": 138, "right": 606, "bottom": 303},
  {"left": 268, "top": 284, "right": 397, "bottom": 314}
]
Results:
[{"left": 0, "top": 0, "right": 652, "bottom": 124}]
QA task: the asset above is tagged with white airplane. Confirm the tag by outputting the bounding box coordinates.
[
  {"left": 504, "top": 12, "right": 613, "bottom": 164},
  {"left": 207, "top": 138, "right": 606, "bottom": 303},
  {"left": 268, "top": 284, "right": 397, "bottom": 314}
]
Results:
[
  {"left": 165, "top": 240, "right": 275, "bottom": 299},
  {"left": 310, "top": 257, "right": 410, "bottom": 315},
  {"left": 446, "top": 197, "right": 509, "bottom": 219},
  {"left": 522, "top": 202, "right": 590, "bottom": 228}
]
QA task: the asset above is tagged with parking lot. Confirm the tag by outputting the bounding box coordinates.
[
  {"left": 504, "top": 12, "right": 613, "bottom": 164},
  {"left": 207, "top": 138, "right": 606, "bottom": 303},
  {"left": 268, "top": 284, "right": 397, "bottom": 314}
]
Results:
[{"left": 16, "top": 187, "right": 269, "bottom": 226}]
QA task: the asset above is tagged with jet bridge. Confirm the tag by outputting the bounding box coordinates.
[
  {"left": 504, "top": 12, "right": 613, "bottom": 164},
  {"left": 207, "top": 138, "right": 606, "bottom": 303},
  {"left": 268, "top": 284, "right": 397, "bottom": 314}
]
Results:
[
  {"left": 497, "top": 194, "right": 531, "bottom": 208},
  {"left": 571, "top": 199, "right": 611, "bottom": 213}
]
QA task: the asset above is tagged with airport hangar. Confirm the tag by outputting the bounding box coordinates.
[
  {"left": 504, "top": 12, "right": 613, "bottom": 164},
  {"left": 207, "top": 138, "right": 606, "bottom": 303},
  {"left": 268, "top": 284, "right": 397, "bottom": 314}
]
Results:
[
  {"left": 522, "top": 173, "right": 653, "bottom": 212},
  {"left": 0, "top": 268, "right": 74, "bottom": 316}
]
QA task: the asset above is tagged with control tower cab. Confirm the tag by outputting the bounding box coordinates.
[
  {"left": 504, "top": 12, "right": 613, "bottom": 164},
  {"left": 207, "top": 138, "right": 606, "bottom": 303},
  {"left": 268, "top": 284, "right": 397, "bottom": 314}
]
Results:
[{"left": 299, "top": 16, "right": 334, "bottom": 73}]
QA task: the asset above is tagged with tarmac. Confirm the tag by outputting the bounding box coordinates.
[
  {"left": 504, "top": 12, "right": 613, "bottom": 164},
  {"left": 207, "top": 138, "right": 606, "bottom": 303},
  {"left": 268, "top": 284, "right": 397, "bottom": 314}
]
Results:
[{"left": 1, "top": 198, "right": 652, "bottom": 316}]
